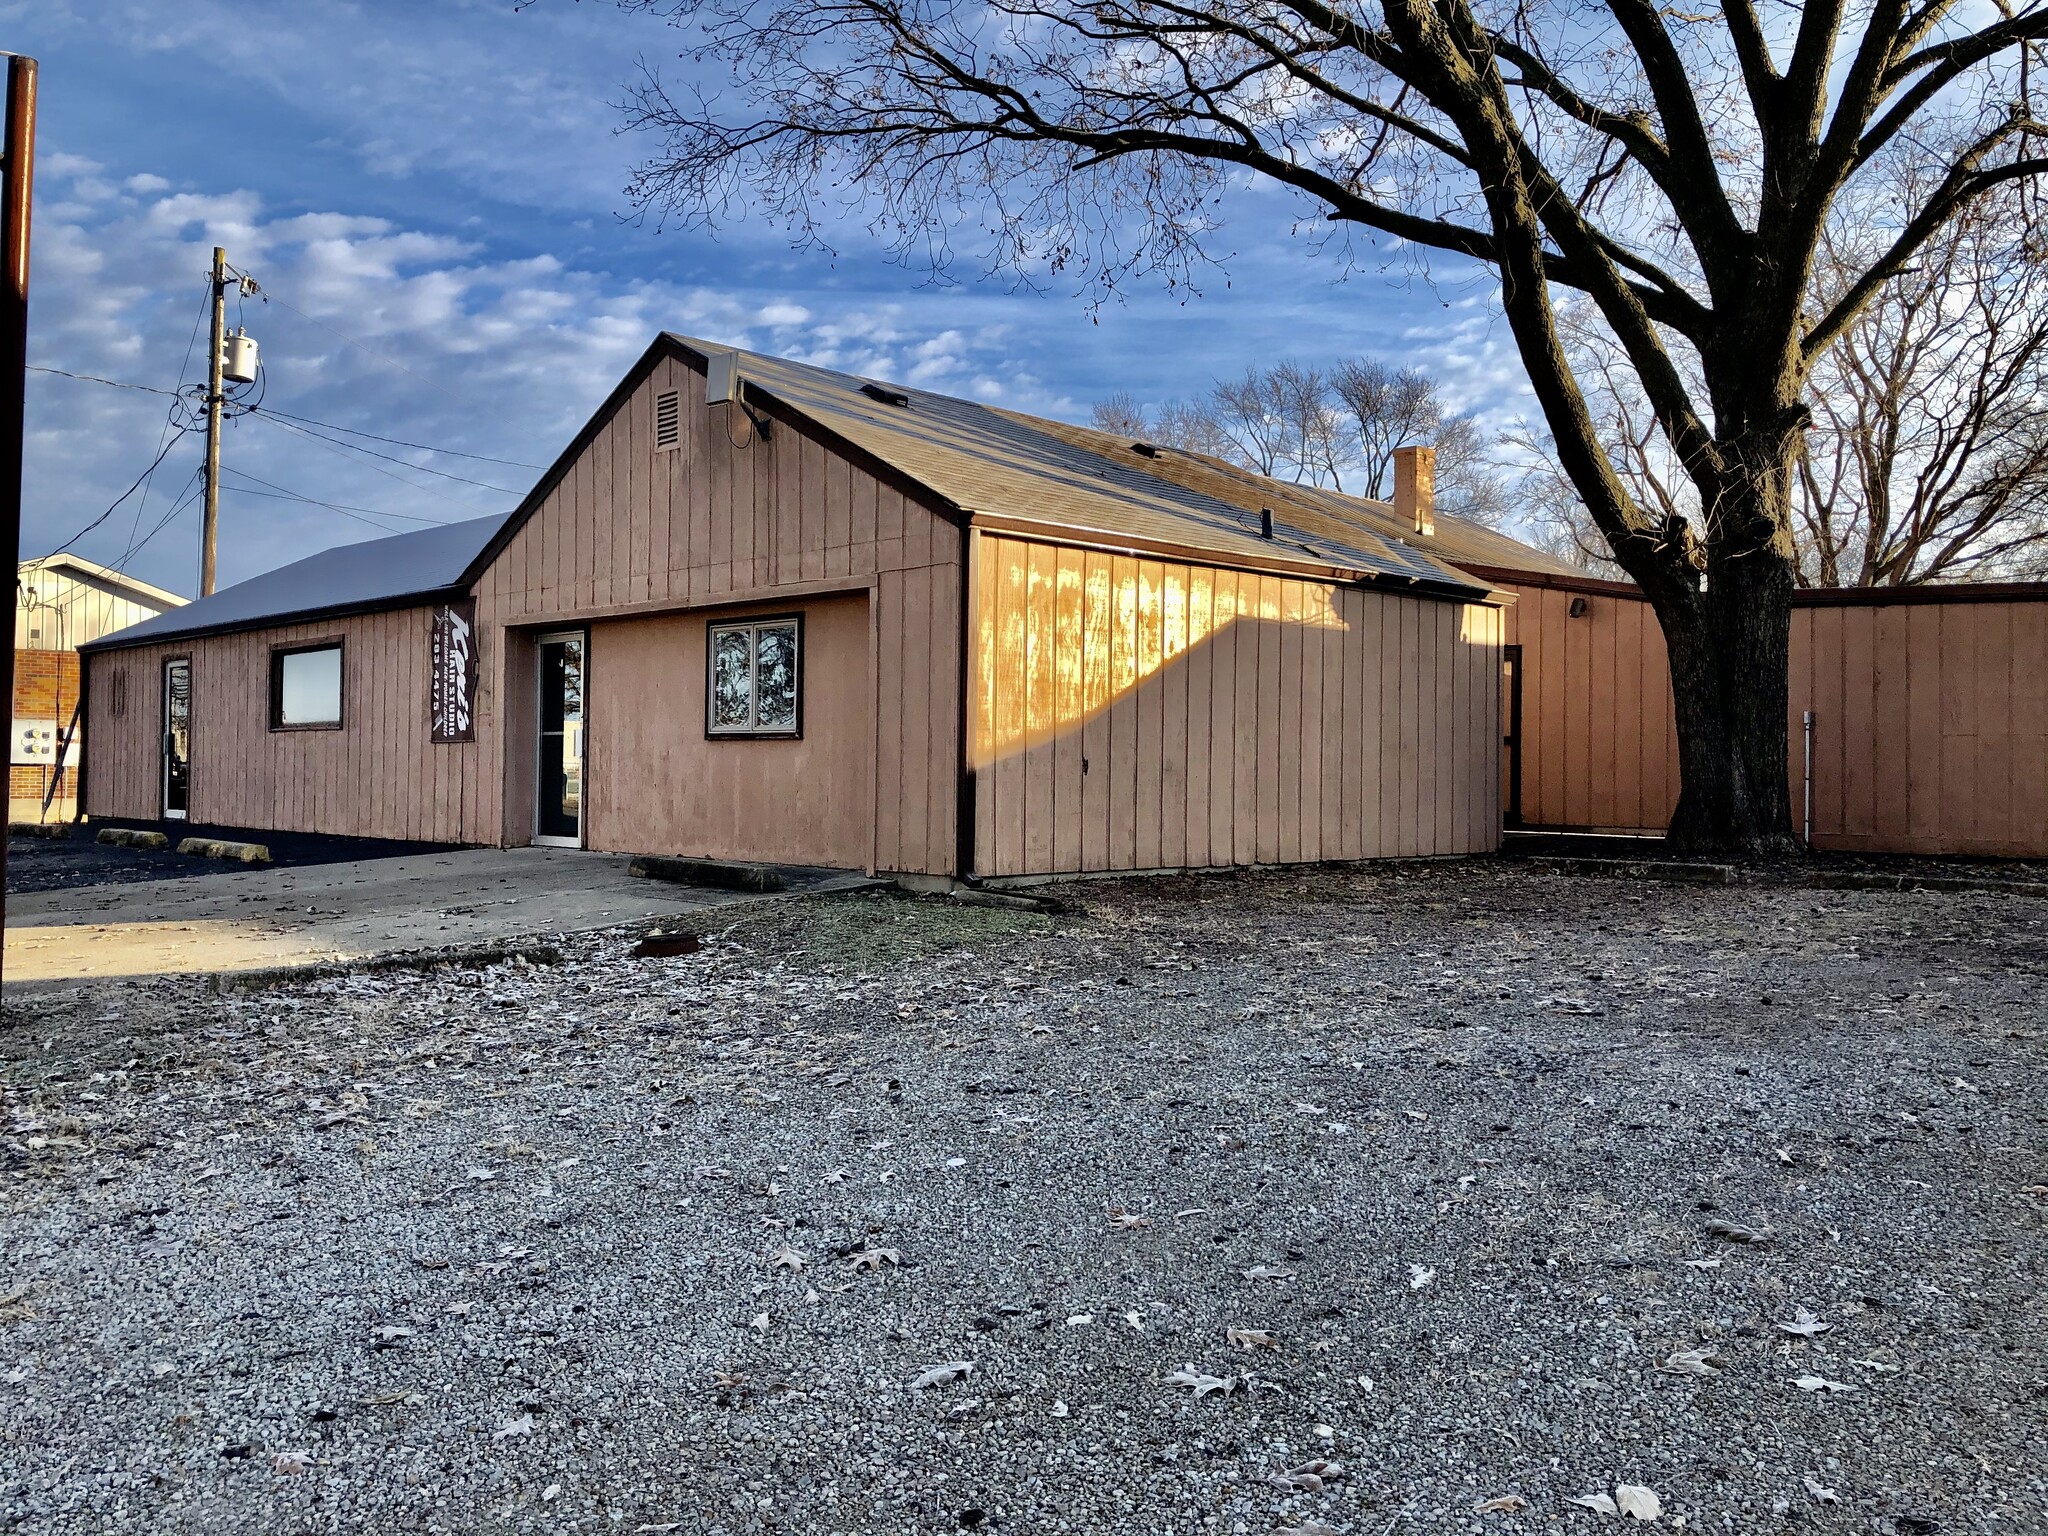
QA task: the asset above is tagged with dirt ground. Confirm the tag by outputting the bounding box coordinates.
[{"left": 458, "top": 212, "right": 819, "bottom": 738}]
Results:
[{"left": 0, "top": 861, "right": 2042, "bottom": 1535}]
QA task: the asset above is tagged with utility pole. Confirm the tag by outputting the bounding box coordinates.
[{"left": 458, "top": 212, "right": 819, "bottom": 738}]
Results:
[
  {"left": 0, "top": 53, "right": 37, "bottom": 965},
  {"left": 201, "top": 244, "right": 227, "bottom": 597}
]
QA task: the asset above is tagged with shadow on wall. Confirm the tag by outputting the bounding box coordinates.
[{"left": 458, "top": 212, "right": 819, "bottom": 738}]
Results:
[{"left": 969, "top": 542, "right": 1503, "bottom": 879}]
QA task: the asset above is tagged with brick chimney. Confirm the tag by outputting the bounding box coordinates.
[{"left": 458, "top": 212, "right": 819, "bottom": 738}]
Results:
[{"left": 1394, "top": 445, "right": 1436, "bottom": 537}]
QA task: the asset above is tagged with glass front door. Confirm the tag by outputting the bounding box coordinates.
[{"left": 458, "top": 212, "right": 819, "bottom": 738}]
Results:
[
  {"left": 162, "top": 658, "right": 191, "bottom": 820},
  {"left": 536, "top": 632, "right": 585, "bottom": 844}
]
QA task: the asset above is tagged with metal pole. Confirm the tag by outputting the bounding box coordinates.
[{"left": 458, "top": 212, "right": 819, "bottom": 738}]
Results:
[
  {"left": 1802, "top": 710, "right": 1814, "bottom": 848},
  {"left": 0, "top": 55, "right": 39, "bottom": 964},
  {"left": 201, "top": 244, "right": 226, "bottom": 597}
]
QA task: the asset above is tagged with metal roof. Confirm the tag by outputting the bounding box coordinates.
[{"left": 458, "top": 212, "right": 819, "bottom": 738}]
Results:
[
  {"left": 1005, "top": 416, "right": 1585, "bottom": 581},
  {"left": 82, "top": 513, "right": 509, "bottom": 651},
  {"left": 663, "top": 336, "right": 1501, "bottom": 598}
]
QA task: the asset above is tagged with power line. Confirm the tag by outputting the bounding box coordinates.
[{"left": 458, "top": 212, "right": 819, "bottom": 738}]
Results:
[
  {"left": 25, "top": 364, "right": 179, "bottom": 396},
  {"left": 248, "top": 409, "right": 524, "bottom": 494},
  {"left": 129, "top": 284, "right": 217, "bottom": 559},
  {"left": 221, "top": 480, "right": 413, "bottom": 534},
  {"left": 220, "top": 463, "right": 455, "bottom": 529},
  {"left": 254, "top": 404, "right": 543, "bottom": 469},
  {"left": 29, "top": 360, "right": 544, "bottom": 471},
  {"left": 40, "top": 427, "right": 196, "bottom": 558}
]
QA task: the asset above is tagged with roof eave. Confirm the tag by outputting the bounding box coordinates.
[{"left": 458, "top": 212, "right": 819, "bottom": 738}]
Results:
[
  {"left": 967, "top": 511, "right": 1492, "bottom": 602},
  {"left": 78, "top": 584, "right": 468, "bottom": 655}
]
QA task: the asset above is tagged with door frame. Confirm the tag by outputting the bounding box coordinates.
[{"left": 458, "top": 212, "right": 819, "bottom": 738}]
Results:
[
  {"left": 161, "top": 654, "right": 192, "bottom": 822},
  {"left": 1501, "top": 643, "right": 1524, "bottom": 828},
  {"left": 532, "top": 628, "right": 588, "bottom": 848}
]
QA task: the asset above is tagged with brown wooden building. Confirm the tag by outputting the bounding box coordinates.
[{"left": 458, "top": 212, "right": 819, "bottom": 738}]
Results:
[
  {"left": 1465, "top": 566, "right": 2048, "bottom": 858},
  {"left": 78, "top": 335, "right": 1574, "bottom": 881}
]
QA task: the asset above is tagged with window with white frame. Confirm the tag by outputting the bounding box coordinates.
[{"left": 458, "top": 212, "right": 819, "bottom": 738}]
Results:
[{"left": 706, "top": 616, "right": 802, "bottom": 737}]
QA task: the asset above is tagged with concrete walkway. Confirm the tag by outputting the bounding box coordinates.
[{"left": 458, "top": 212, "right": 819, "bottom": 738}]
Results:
[{"left": 3, "top": 847, "right": 839, "bottom": 992}]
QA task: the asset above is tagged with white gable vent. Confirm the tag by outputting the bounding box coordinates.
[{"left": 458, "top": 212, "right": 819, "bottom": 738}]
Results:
[{"left": 654, "top": 389, "right": 680, "bottom": 449}]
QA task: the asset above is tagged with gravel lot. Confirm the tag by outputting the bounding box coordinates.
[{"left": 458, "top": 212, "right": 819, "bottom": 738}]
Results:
[{"left": 2, "top": 863, "right": 2043, "bottom": 1535}]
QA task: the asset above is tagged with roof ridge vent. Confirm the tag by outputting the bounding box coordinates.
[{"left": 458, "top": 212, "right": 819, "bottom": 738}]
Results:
[
  {"left": 1130, "top": 441, "right": 1160, "bottom": 457},
  {"left": 861, "top": 382, "right": 911, "bottom": 407}
]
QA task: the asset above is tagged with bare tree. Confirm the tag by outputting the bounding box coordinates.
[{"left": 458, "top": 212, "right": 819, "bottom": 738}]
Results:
[
  {"left": 1091, "top": 390, "right": 1151, "bottom": 439},
  {"left": 1154, "top": 398, "right": 1234, "bottom": 458},
  {"left": 1332, "top": 360, "right": 1442, "bottom": 497},
  {"left": 1799, "top": 180, "right": 2048, "bottom": 585},
  {"left": 1209, "top": 367, "right": 1293, "bottom": 478},
  {"left": 613, "top": 0, "right": 2048, "bottom": 851}
]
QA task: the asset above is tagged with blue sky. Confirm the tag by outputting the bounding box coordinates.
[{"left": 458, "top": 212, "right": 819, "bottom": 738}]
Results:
[{"left": 6, "top": 0, "right": 1534, "bottom": 596}]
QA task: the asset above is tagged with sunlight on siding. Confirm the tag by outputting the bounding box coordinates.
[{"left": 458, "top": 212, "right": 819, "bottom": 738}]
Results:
[{"left": 978, "top": 536, "right": 1347, "bottom": 756}]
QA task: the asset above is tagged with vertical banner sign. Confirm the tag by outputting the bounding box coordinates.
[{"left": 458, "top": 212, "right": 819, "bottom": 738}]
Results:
[{"left": 430, "top": 599, "right": 478, "bottom": 743}]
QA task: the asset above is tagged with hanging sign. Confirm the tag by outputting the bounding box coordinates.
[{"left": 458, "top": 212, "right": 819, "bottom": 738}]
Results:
[{"left": 430, "top": 599, "right": 479, "bottom": 743}]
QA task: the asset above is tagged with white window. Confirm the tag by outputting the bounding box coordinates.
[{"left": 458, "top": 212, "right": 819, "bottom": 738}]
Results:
[
  {"left": 706, "top": 617, "right": 801, "bottom": 737},
  {"left": 272, "top": 643, "right": 343, "bottom": 729}
]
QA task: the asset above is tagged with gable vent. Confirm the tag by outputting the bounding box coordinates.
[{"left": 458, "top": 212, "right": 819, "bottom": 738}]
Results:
[
  {"left": 654, "top": 389, "right": 681, "bottom": 449},
  {"left": 861, "top": 382, "right": 911, "bottom": 408}
]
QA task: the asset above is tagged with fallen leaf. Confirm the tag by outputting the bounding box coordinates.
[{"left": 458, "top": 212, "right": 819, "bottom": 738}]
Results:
[
  {"left": 543, "top": 1483, "right": 561, "bottom": 1502},
  {"left": 1164, "top": 1366, "right": 1238, "bottom": 1398},
  {"left": 1049, "top": 1399, "right": 1070, "bottom": 1417},
  {"left": 1477, "top": 1493, "right": 1530, "bottom": 1513},
  {"left": 847, "top": 1247, "right": 901, "bottom": 1273},
  {"left": 1567, "top": 1492, "right": 1620, "bottom": 1515},
  {"left": 271, "top": 1450, "right": 313, "bottom": 1475},
  {"left": 909, "top": 1360, "right": 974, "bottom": 1390},
  {"left": 1706, "top": 1218, "right": 1772, "bottom": 1244},
  {"left": 1802, "top": 1476, "right": 1839, "bottom": 1504},
  {"left": 1851, "top": 1358, "right": 1902, "bottom": 1373},
  {"left": 1777, "top": 1308, "right": 1833, "bottom": 1338},
  {"left": 1614, "top": 1483, "right": 1663, "bottom": 1520},
  {"left": 749, "top": 1311, "right": 770, "bottom": 1332},
  {"left": 1108, "top": 1210, "right": 1151, "bottom": 1229},
  {"left": 1270, "top": 1459, "right": 1345, "bottom": 1493},
  {"left": 493, "top": 1413, "right": 534, "bottom": 1440},
  {"left": 766, "top": 1246, "right": 806, "bottom": 1273},
  {"left": 1241, "top": 1265, "right": 1295, "bottom": 1281},
  {"left": 1227, "top": 1327, "right": 1279, "bottom": 1351},
  {"left": 1793, "top": 1374, "right": 1857, "bottom": 1393},
  {"left": 1681, "top": 1258, "right": 1722, "bottom": 1269},
  {"left": 1656, "top": 1347, "right": 1723, "bottom": 1377},
  {"left": 1409, "top": 1264, "right": 1437, "bottom": 1290}
]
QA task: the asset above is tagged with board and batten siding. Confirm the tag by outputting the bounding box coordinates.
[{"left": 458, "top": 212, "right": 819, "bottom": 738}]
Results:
[
  {"left": 1791, "top": 597, "right": 2048, "bottom": 857},
  {"left": 82, "top": 607, "right": 484, "bottom": 842},
  {"left": 1497, "top": 580, "right": 1680, "bottom": 832},
  {"left": 969, "top": 533, "right": 1504, "bottom": 877},
  {"left": 466, "top": 353, "right": 962, "bottom": 875},
  {"left": 87, "top": 354, "right": 966, "bottom": 876}
]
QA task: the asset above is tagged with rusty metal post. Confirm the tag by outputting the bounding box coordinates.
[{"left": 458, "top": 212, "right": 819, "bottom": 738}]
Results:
[{"left": 0, "top": 55, "right": 38, "bottom": 961}]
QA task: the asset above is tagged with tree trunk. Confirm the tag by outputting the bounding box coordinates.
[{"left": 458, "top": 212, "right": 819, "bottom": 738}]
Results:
[{"left": 1658, "top": 464, "right": 1801, "bottom": 856}]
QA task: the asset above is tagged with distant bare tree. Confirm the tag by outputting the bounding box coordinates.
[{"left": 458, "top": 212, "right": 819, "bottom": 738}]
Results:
[
  {"left": 1091, "top": 390, "right": 1150, "bottom": 439},
  {"left": 1799, "top": 184, "right": 2048, "bottom": 585},
  {"left": 1153, "top": 398, "right": 1234, "bottom": 458},
  {"left": 1208, "top": 368, "right": 1292, "bottom": 479},
  {"left": 1332, "top": 360, "right": 1442, "bottom": 498}
]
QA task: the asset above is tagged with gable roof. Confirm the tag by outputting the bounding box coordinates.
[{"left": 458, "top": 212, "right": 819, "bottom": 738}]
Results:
[
  {"left": 81, "top": 513, "right": 509, "bottom": 652},
  {"left": 18, "top": 552, "right": 186, "bottom": 611},
  {"left": 648, "top": 335, "right": 1502, "bottom": 598}
]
